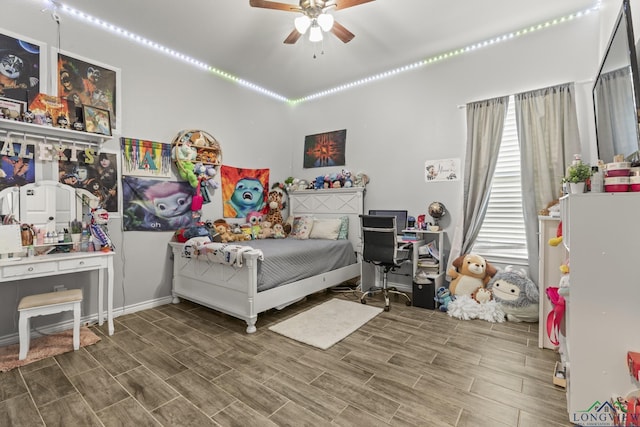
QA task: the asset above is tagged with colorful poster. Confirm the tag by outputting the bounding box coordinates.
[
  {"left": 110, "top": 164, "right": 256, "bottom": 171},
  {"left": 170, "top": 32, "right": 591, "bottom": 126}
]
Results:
[
  {"left": 303, "top": 129, "right": 346, "bottom": 168},
  {"left": 121, "top": 137, "right": 172, "bottom": 178},
  {"left": 0, "top": 30, "right": 41, "bottom": 105},
  {"left": 58, "top": 150, "right": 119, "bottom": 213},
  {"left": 57, "top": 52, "right": 118, "bottom": 129},
  {"left": 220, "top": 165, "right": 269, "bottom": 219},
  {"left": 122, "top": 176, "right": 195, "bottom": 231},
  {"left": 0, "top": 142, "right": 35, "bottom": 190}
]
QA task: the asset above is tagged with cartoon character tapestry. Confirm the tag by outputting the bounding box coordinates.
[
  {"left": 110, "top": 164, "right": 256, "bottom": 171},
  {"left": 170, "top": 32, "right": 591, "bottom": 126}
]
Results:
[
  {"left": 121, "top": 137, "right": 172, "bottom": 178},
  {"left": 220, "top": 165, "right": 269, "bottom": 219},
  {"left": 0, "top": 142, "right": 35, "bottom": 191},
  {"left": 122, "top": 176, "right": 194, "bottom": 231}
]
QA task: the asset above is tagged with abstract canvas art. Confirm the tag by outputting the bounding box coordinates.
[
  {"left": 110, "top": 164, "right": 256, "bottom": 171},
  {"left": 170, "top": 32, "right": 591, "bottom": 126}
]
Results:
[{"left": 303, "top": 129, "right": 346, "bottom": 168}]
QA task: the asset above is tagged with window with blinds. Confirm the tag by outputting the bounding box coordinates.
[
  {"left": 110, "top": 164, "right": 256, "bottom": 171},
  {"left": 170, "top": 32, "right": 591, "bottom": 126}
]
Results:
[{"left": 472, "top": 96, "right": 528, "bottom": 264}]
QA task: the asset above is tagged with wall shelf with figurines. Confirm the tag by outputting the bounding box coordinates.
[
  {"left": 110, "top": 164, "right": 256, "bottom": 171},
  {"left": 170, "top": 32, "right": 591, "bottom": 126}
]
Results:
[
  {"left": 0, "top": 116, "right": 109, "bottom": 146},
  {"left": 171, "top": 130, "right": 222, "bottom": 167},
  {"left": 171, "top": 130, "right": 223, "bottom": 193}
]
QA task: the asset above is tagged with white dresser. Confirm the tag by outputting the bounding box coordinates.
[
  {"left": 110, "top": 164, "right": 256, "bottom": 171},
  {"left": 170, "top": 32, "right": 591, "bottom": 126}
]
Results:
[{"left": 562, "top": 193, "right": 640, "bottom": 422}]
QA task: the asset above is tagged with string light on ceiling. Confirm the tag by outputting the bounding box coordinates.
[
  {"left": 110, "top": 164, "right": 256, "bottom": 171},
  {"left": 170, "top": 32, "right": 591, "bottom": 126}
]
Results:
[{"left": 42, "top": 1, "right": 600, "bottom": 105}]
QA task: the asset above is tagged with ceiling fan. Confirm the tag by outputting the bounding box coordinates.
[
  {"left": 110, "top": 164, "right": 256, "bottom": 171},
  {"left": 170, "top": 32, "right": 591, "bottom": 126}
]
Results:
[{"left": 249, "top": 0, "right": 375, "bottom": 44}]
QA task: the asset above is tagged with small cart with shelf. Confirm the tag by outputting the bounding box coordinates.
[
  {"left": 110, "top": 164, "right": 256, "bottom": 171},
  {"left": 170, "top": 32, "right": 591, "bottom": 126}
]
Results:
[{"left": 403, "top": 229, "right": 446, "bottom": 309}]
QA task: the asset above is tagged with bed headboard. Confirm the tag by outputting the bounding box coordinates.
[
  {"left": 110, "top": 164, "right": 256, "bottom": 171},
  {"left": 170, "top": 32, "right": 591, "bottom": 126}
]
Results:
[{"left": 288, "top": 187, "right": 364, "bottom": 253}]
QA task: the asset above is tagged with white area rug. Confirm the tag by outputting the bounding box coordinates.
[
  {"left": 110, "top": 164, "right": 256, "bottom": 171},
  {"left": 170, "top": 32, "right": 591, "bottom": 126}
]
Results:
[{"left": 268, "top": 298, "right": 383, "bottom": 350}]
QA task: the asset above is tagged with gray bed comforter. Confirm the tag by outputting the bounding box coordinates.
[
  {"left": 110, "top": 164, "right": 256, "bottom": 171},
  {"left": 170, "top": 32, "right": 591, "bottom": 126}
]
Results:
[{"left": 234, "top": 239, "right": 357, "bottom": 292}]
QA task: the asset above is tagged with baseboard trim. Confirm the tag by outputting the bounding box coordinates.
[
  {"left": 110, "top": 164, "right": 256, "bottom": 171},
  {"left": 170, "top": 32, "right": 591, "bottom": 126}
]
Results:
[{"left": 0, "top": 296, "right": 174, "bottom": 347}]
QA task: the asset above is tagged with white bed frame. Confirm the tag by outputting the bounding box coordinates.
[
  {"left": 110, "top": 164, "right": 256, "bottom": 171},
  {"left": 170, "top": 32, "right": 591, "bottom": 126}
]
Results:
[{"left": 169, "top": 187, "right": 364, "bottom": 333}]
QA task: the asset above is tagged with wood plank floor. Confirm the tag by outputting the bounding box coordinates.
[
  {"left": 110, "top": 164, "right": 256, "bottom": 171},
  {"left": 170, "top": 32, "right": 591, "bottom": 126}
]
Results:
[{"left": 0, "top": 290, "right": 571, "bottom": 426}]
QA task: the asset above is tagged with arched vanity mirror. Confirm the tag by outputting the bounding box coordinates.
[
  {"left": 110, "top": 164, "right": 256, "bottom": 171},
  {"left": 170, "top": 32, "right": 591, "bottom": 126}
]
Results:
[
  {"left": 593, "top": 0, "right": 640, "bottom": 165},
  {"left": 0, "top": 181, "right": 99, "bottom": 229}
]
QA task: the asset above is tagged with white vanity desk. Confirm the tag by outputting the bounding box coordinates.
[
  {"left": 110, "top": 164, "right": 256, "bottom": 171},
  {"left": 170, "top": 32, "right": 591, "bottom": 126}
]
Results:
[
  {"left": 0, "top": 179, "right": 116, "bottom": 336},
  {"left": 0, "top": 251, "right": 115, "bottom": 335}
]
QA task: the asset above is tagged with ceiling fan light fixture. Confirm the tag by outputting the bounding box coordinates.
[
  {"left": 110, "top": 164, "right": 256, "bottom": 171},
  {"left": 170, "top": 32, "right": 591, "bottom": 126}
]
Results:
[
  {"left": 317, "top": 13, "right": 334, "bottom": 32},
  {"left": 309, "top": 24, "right": 323, "bottom": 42},
  {"left": 294, "top": 15, "right": 311, "bottom": 34}
]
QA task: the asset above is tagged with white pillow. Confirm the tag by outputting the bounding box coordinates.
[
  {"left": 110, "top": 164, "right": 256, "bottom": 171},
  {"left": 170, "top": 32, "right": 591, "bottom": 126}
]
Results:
[
  {"left": 309, "top": 218, "right": 342, "bottom": 240},
  {"left": 289, "top": 216, "right": 314, "bottom": 239}
]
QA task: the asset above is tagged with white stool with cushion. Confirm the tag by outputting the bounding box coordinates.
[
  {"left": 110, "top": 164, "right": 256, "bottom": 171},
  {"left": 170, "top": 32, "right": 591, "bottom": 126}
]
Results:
[{"left": 18, "top": 289, "right": 83, "bottom": 360}]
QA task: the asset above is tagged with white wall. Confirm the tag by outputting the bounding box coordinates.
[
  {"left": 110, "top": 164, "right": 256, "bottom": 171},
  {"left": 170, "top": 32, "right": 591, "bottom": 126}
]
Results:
[
  {"left": 0, "top": 0, "right": 293, "bottom": 337},
  {"left": 0, "top": 0, "right": 623, "bottom": 338},
  {"left": 289, "top": 13, "right": 600, "bottom": 248}
]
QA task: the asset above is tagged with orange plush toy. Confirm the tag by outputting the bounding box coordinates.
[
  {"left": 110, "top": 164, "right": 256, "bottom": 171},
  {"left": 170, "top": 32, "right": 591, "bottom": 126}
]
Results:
[{"left": 447, "top": 253, "right": 497, "bottom": 297}]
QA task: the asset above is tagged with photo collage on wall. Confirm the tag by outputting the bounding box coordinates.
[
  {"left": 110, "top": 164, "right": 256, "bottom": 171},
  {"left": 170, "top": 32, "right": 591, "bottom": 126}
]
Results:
[{"left": 0, "top": 27, "right": 124, "bottom": 216}]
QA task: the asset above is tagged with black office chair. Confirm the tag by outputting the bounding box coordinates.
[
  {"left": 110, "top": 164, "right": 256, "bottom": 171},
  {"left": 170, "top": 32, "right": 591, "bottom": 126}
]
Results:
[{"left": 359, "top": 214, "right": 412, "bottom": 311}]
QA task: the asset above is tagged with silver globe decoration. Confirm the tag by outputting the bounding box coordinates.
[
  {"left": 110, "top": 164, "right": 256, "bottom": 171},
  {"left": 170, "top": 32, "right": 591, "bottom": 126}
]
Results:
[{"left": 428, "top": 202, "right": 446, "bottom": 226}]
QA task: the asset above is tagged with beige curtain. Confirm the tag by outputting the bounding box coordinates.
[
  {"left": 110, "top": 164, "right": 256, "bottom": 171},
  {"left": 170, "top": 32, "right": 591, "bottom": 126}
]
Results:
[
  {"left": 515, "top": 83, "right": 580, "bottom": 284},
  {"left": 448, "top": 96, "right": 508, "bottom": 270}
]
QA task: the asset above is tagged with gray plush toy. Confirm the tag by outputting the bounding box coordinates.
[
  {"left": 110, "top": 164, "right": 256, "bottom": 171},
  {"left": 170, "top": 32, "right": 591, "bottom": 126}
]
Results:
[{"left": 486, "top": 266, "right": 539, "bottom": 322}]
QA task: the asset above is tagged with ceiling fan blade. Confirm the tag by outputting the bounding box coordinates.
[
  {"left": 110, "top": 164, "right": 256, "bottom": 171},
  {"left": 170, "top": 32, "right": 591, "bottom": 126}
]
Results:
[
  {"left": 331, "top": 20, "right": 355, "bottom": 43},
  {"left": 332, "top": 0, "right": 375, "bottom": 11},
  {"left": 283, "top": 29, "right": 303, "bottom": 44},
  {"left": 249, "top": 0, "right": 302, "bottom": 12}
]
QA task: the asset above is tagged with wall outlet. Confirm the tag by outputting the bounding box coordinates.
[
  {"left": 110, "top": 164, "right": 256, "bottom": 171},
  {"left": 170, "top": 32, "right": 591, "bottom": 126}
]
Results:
[{"left": 53, "top": 285, "right": 67, "bottom": 292}]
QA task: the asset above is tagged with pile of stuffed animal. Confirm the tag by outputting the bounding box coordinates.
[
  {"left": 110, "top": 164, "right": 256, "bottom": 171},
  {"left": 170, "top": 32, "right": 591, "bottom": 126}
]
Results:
[
  {"left": 442, "top": 253, "right": 539, "bottom": 323},
  {"left": 210, "top": 187, "right": 290, "bottom": 243}
]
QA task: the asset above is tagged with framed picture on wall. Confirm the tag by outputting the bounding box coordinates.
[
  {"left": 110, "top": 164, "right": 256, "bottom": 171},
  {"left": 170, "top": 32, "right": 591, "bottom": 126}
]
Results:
[
  {"left": 58, "top": 149, "right": 120, "bottom": 215},
  {"left": 0, "top": 142, "right": 36, "bottom": 191},
  {"left": 83, "top": 105, "right": 111, "bottom": 136},
  {"left": 0, "top": 28, "right": 46, "bottom": 105},
  {"left": 303, "top": 129, "right": 347, "bottom": 168},
  {"left": 0, "top": 96, "right": 26, "bottom": 119},
  {"left": 55, "top": 50, "right": 120, "bottom": 132}
]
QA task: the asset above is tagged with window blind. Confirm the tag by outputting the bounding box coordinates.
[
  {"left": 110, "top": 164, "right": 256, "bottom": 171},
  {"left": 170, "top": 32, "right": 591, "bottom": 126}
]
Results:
[{"left": 473, "top": 96, "right": 528, "bottom": 263}]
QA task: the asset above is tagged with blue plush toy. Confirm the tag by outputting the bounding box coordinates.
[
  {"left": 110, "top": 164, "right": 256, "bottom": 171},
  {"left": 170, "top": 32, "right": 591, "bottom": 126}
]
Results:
[
  {"left": 314, "top": 175, "right": 325, "bottom": 190},
  {"left": 435, "top": 286, "right": 455, "bottom": 312}
]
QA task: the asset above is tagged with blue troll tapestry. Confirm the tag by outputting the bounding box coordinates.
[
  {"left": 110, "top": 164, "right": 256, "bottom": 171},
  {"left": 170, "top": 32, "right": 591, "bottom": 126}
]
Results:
[{"left": 122, "top": 176, "right": 195, "bottom": 231}]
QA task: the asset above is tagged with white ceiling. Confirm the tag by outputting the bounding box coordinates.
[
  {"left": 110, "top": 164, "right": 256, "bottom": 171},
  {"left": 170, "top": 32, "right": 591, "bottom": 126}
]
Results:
[{"left": 57, "top": 0, "right": 599, "bottom": 100}]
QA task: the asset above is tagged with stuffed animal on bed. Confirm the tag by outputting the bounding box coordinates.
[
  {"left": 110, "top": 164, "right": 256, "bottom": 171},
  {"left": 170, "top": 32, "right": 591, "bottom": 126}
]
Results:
[
  {"left": 258, "top": 220, "right": 273, "bottom": 239},
  {"left": 485, "top": 266, "right": 539, "bottom": 322},
  {"left": 264, "top": 189, "right": 284, "bottom": 227},
  {"left": 272, "top": 223, "right": 286, "bottom": 239},
  {"left": 213, "top": 219, "right": 239, "bottom": 243},
  {"left": 447, "top": 253, "right": 497, "bottom": 297},
  {"left": 246, "top": 211, "right": 263, "bottom": 239}
]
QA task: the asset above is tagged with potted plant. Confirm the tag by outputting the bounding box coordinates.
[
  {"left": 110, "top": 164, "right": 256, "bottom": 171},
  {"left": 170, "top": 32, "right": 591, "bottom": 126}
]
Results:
[
  {"left": 564, "top": 162, "right": 592, "bottom": 193},
  {"left": 70, "top": 220, "right": 83, "bottom": 243}
]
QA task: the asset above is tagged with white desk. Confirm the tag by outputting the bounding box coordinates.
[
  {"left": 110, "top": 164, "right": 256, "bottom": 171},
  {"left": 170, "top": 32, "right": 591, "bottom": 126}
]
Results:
[{"left": 0, "top": 251, "right": 115, "bottom": 335}]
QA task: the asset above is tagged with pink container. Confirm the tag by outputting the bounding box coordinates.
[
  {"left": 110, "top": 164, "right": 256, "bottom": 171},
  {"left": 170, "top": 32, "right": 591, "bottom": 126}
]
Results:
[
  {"left": 605, "top": 162, "right": 631, "bottom": 177},
  {"left": 604, "top": 176, "right": 630, "bottom": 192}
]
